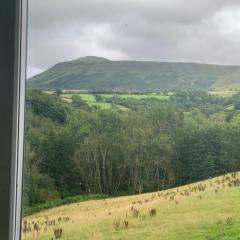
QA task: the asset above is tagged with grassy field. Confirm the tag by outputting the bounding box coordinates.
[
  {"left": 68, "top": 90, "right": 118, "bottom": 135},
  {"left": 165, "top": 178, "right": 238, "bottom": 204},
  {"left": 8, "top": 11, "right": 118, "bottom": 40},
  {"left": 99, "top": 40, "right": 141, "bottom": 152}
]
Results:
[
  {"left": 87, "top": 102, "right": 113, "bottom": 109},
  {"left": 22, "top": 172, "right": 240, "bottom": 240},
  {"left": 99, "top": 93, "right": 170, "bottom": 100},
  {"left": 61, "top": 93, "right": 96, "bottom": 102},
  {"left": 60, "top": 93, "right": 113, "bottom": 109},
  {"left": 46, "top": 90, "right": 240, "bottom": 112},
  {"left": 59, "top": 93, "right": 169, "bottom": 110},
  {"left": 208, "top": 90, "right": 239, "bottom": 97}
]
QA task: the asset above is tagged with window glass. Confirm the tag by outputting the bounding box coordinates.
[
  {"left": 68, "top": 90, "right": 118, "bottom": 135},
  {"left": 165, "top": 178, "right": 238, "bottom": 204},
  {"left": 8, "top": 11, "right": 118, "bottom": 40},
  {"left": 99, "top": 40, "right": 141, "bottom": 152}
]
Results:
[{"left": 22, "top": 1, "right": 240, "bottom": 239}]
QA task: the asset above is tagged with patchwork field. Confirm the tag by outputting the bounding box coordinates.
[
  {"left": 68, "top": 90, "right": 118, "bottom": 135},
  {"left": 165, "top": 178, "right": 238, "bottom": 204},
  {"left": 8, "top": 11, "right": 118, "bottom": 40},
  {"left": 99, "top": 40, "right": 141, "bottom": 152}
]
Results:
[
  {"left": 208, "top": 90, "right": 239, "bottom": 97},
  {"left": 59, "top": 93, "right": 170, "bottom": 109},
  {"left": 99, "top": 93, "right": 170, "bottom": 100},
  {"left": 53, "top": 90, "right": 240, "bottom": 110},
  {"left": 22, "top": 172, "right": 240, "bottom": 240}
]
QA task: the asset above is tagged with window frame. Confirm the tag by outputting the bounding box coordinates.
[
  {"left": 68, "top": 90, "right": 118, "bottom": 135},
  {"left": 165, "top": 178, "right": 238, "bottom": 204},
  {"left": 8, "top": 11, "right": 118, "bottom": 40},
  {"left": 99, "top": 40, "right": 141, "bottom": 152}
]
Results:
[{"left": 0, "top": 0, "right": 27, "bottom": 239}]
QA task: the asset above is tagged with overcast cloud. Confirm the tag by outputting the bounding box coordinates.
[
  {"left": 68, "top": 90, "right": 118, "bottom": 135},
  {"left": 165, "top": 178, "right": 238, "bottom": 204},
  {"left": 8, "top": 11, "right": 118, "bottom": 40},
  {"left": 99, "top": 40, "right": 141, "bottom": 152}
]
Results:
[{"left": 27, "top": 0, "right": 240, "bottom": 77}]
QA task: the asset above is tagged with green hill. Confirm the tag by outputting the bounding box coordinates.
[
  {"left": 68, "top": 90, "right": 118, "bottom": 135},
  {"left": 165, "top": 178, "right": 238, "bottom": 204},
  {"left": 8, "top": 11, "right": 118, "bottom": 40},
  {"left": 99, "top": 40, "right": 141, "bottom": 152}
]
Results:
[{"left": 28, "top": 56, "right": 240, "bottom": 92}]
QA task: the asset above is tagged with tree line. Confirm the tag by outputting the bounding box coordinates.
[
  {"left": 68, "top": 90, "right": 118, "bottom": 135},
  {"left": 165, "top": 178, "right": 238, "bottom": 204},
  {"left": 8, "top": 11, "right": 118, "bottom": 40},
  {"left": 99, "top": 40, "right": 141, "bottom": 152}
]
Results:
[{"left": 23, "top": 90, "right": 240, "bottom": 207}]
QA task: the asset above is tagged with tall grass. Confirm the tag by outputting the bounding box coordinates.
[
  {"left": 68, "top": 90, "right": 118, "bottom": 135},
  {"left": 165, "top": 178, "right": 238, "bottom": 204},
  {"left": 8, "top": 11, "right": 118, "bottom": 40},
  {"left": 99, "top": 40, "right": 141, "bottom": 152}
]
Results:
[{"left": 23, "top": 194, "right": 108, "bottom": 216}]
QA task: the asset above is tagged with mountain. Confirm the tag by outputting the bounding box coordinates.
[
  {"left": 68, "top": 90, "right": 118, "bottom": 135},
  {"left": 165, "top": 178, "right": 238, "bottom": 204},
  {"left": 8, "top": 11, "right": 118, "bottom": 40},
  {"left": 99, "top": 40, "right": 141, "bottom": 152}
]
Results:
[
  {"left": 73, "top": 56, "right": 111, "bottom": 63},
  {"left": 28, "top": 56, "right": 240, "bottom": 92}
]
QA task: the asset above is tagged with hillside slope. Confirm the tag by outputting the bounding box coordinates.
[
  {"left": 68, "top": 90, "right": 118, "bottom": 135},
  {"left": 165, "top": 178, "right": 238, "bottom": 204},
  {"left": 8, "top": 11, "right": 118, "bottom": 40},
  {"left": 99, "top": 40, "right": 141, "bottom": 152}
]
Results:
[
  {"left": 23, "top": 172, "right": 240, "bottom": 240},
  {"left": 28, "top": 56, "right": 240, "bottom": 92}
]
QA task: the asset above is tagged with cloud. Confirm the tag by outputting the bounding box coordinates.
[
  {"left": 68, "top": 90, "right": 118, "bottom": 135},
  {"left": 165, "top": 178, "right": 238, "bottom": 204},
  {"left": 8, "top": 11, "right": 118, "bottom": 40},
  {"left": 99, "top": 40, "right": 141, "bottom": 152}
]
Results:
[
  {"left": 27, "top": 0, "right": 240, "bottom": 77},
  {"left": 27, "top": 66, "right": 43, "bottom": 78}
]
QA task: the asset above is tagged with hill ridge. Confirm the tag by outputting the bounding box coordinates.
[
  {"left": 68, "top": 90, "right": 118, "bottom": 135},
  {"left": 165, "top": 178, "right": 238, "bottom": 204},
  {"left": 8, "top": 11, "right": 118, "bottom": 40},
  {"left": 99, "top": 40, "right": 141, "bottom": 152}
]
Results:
[
  {"left": 73, "top": 56, "right": 111, "bottom": 63},
  {"left": 29, "top": 57, "right": 240, "bottom": 92}
]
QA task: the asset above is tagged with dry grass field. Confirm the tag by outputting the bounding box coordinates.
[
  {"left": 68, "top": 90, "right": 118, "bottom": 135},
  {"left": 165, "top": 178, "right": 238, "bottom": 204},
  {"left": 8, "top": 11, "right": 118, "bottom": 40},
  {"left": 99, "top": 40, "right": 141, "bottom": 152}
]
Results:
[{"left": 22, "top": 172, "right": 240, "bottom": 240}]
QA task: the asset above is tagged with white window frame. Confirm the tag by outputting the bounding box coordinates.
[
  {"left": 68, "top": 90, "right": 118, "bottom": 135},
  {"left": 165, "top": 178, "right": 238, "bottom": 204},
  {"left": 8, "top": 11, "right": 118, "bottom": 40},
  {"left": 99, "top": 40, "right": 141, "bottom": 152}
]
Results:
[{"left": 0, "top": 0, "right": 27, "bottom": 239}]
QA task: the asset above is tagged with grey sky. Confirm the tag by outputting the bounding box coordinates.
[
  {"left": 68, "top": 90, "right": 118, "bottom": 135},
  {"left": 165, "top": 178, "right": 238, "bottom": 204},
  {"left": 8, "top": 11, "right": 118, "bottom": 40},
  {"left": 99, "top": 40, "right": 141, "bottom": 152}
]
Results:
[{"left": 28, "top": 0, "right": 240, "bottom": 77}]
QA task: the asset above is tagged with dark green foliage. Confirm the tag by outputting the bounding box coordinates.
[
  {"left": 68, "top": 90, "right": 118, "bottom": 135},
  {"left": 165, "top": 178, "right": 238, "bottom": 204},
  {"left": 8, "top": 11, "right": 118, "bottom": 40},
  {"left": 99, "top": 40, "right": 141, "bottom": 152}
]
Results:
[
  {"left": 233, "top": 92, "right": 240, "bottom": 110},
  {"left": 37, "top": 125, "right": 83, "bottom": 197},
  {"left": 105, "top": 96, "right": 167, "bottom": 111},
  {"left": 24, "top": 90, "right": 240, "bottom": 211},
  {"left": 27, "top": 174, "right": 59, "bottom": 206},
  {"left": 94, "top": 94, "right": 104, "bottom": 102},
  {"left": 55, "top": 89, "right": 63, "bottom": 96},
  {"left": 175, "top": 126, "right": 234, "bottom": 184},
  {"left": 71, "top": 94, "right": 88, "bottom": 108},
  {"left": 26, "top": 90, "right": 69, "bottom": 123},
  {"left": 169, "top": 91, "right": 226, "bottom": 114}
]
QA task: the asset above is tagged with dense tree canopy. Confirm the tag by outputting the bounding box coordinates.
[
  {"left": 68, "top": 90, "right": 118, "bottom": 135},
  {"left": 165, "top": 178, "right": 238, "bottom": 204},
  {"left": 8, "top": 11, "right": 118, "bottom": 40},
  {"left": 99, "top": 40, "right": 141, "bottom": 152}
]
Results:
[{"left": 23, "top": 90, "right": 240, "bottom": 207}]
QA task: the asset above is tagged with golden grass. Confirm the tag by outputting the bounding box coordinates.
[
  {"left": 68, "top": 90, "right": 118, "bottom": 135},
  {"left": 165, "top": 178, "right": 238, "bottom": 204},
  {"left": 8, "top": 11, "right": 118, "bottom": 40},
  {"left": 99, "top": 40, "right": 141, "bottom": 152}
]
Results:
[{"left": 22, "top": 172, "right": 240, "bottom": 240}]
